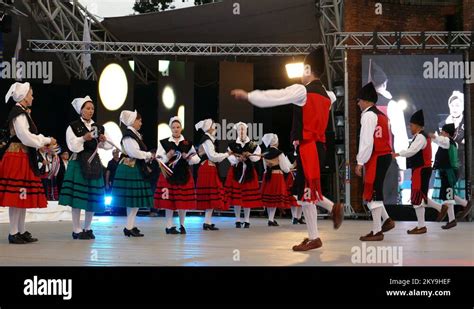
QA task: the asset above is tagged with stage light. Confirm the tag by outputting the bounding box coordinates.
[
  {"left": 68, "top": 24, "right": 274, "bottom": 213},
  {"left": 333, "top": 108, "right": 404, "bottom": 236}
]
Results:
[
  {"left": 398, "top": 99, "right": 408, "bottom": 111},
  {"left": 334, "top": 85, "right": 345, "bottom": 97},
  {"left": 99, "top": 63, "right": 128, "bottom": 111},
  {"left": 98, "top": 121, "right": 123, "bottom": 167},
  {"left": 285, "top": 62, "right": 304, "bottom": 79},
  {"left": 178, "top": 105, "right": 185, "bottom": 129},
  {"left": 159, "top": 60, "right": 170, "bottom": 74},
  {"left": 157, "top": 123, "right": 172, "bottom": 141},
  {"left": 104, "top": 195, "right": 113, "bottom": 206},
  {"left": 162, "top": 85, "right": 176, "bottom": 109},
  {"left": 129, "top": 60, "right": 135, "bottom": 71}
]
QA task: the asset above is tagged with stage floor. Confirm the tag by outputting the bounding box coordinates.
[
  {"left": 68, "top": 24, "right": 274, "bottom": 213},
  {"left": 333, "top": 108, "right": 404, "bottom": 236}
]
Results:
[{"left": 0, "top": 217, "right": 472, "bottom": 266}]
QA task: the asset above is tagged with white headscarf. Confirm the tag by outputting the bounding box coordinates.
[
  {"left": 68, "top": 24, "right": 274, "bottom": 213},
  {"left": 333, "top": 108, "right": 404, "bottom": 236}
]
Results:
[
  {"left": 262, "top": 133, "right": 278, "bottom": 148},
  {"left": 119, "top": 110, "right": 138, "bottom": 127},
  {"left": 169, "top": 116, "right": 183, "bottom": 128},
  {"left": 448, "top": 91, "right": 464, "bottom": 105},
  {"left": 195, "top": 119, "right": 213, "bottom": 132},
  {"left": 5, "top": 82, "right": 30, "bottom": 103},
  {"left": 233, "top": 122, "right": 248, "bottom": 132},
  {"left": 71, "top": 96, "right": 93, "bottom": 115}
]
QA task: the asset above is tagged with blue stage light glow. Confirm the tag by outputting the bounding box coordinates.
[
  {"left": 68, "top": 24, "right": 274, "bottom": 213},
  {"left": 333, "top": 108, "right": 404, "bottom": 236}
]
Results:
[{"left": 104, "top": 195, "right": 113, "bottom": 206}]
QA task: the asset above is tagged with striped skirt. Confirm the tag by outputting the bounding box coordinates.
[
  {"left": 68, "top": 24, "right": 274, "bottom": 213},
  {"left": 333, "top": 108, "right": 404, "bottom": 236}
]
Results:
[
  {"left": 58, "top": 160, "right": 105, "bottom": 212},
  {"left": 112, "top": 163, "right": 154, "bottom": 209}
]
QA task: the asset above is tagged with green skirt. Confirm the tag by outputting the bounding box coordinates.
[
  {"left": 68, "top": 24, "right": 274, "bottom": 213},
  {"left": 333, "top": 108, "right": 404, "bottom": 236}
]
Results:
[
  {"left": 111, "top": 163, "right": 154, "bottom": 208},
  {"left": 58, "top": 160, "right": 105, "bottom": 212}
]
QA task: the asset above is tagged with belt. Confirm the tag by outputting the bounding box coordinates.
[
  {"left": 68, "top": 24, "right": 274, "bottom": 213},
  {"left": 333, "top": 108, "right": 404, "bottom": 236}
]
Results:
[{"left": 6, "top": 142, "right": 28, "bottom": 153}]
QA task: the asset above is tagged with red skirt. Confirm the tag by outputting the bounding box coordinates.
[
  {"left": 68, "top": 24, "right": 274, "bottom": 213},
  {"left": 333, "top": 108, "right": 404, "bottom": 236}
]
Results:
[
  {"left": 261, "top": 172, "right": 296, "bottom": 208},
  {"left": 285, "top": 172, "right": 299, "bottom": 207},
  {"left": 225, "top": 167, "right": 262, "bottom": 208},
  {"left": 0, "top": 149, "right": 47, "bottom": 209},
  {"left": 195, "top": 160, "right": 227, "bottom": 210},
  {"left": 154, "top": 171, "right": 197, "bottom": 210}
]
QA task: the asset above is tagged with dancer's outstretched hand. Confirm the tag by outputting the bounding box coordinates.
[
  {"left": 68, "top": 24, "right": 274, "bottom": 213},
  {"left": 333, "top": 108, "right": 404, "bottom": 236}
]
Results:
[{"left": 231, "top": 89, "right": 249, "bottom": 101}]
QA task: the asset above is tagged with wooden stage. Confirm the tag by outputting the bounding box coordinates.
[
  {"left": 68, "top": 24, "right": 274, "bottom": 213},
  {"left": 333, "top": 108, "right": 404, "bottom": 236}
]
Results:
[{"left": 0, "top": 216, "right": 472, "bottom": 266}]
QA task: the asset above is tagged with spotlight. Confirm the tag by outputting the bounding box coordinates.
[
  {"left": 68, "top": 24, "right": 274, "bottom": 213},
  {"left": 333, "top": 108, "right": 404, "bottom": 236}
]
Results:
[
  {"left": 159, "top": 60, "right": 170, "bottom": 75},
  {"left": 157, "top": 123, "right": 172, "bottom": 142},
  {"left": 104, "top": 195, "right": 113, "bottom": 206},
  {"left": 99, "top": 63, "right": 128, "bottom": 111},
  {"left": 128, "top": 60, "right": 135, "bottom": 72},
  {"left": 162, "top": 85, "right": 176, "bottom": 109},
  {"left": 98, "top": 121, "right": 123, "bottom": 167},
  {"left": 398, "top": 99, "right": 408, "bottom": 111},
  {"left": 285, "top": 62, "right": 304, "bottom": 79},
  {"left": 178, "top": 105, "right": 185, "bottom": 129}
]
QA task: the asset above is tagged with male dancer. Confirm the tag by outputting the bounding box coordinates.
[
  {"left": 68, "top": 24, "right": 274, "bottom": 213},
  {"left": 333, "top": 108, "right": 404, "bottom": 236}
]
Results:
[
  {"left": 231, "top": 48, "right": 344, "bottom": 251},
  {"left": 355, "top": 82, "right": 394, "bottom": 241}
]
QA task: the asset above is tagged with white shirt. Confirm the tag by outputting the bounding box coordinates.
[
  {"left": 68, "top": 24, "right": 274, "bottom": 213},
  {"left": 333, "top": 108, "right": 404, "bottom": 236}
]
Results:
[
  {"left": 122, "top": 126, "right": 152, "bottom": 160},
  {"left": 387, "top": 100, "right": 409, "bottom": 170},
  {"left": 66, "top": 118, "right": 112, "bottom": 153},
  {"left": 399, "top": 132, "right": 427, "bottom": 158},
  {"left": 157, "top": 135, "right": 200, "bottom": 165},
  {"left": 227, "top": 137, "right": 262, "bottom": 166},
  {"left": 432, "top": 135, "right": 451, "bottom": 150},
  {"left": 356, "top": 106, "right": 378, "bottom": 165},
  {"left": 201, "top": 133, "right": 229, "bottom": 163},
  {"left": 247, "top": 83, "right": 337, "bottom": 109},
  {"left": 12, "top": 106, "right": 51, "bottom": 149},
  {"left": 247, "top": 84, "right": 307, "bottom": 108}
]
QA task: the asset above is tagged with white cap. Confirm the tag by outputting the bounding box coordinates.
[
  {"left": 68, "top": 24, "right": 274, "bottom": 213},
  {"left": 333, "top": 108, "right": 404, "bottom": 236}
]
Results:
[
  {"left": 262, "top": 133, "right": 278, "bottom": 147},
  {"left": 169, "top": 116, "right": 183, "bottom": 128},
  {"left": 5, "top": 82, "right": 30, "bottom": 103},
  {"left": 195, "top": 119, "right": 213, "bottom": 132},
  {"left": 120, "top": 110, "right": 138, "bottom": 126},
  {"left": 71, "top": 96, "right": 93, "bottom": 114},
  {"left": 233, "top": 121, "right": 248, "bottom": 131}
]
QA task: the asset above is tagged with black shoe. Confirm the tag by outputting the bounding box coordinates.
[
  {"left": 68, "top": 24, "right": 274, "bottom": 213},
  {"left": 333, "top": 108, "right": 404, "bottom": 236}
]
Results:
[
  {"left": 292, "top": 218, "right": 299, "bottom": 224},
  {"left": 203, "top": 223, "right": 219, "bottom": 231},
  {"left": 165, "top": 227, "right": 180, "bottom": 235},
  {"left": 297, "top": 218, "right": 306, "bottom": 224},
  {"left": 132, "top": 227, "right": 143, "bottom": 236},
  {"left": 268, "top": 220, "right": 279, "bottom": 227},
  {"left": 124, "top": 227, "right": 144, "bottom": 237},
  {"left": 235, "top": 222, "right": 242, "bottom": 228},
  {"left": 85, "top": 229, "right": 95, "bottom": 239},
  {"left": 180, "top": 225, "right": 187, "bottom": 234},
  {"left": 20, "top": 231, "right": 38, "bottom": 243},
  {"left": 243, "top": 222, "right": 250, "bottom": 229},
  {"left": 8, "top": 233, "right": 27, "bottom": 244},
  {"left": 72, "top": 231, "right": 91, "bottom": 240}
]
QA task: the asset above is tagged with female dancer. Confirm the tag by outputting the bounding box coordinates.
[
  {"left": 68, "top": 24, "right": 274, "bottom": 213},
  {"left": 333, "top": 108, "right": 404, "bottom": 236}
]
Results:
[
  {"left": 59, "top": 96, "right": 111, "bottom": 240},
  {"left": 112, "top": 110, "right": 155, "bottom": 237},
  {"left": 154, "top": 116, "right": 200, "bottom": 234},
  {"left": 1, "top": 82, "right": 56, "bottom": 244},
  {"left": 260, "top": 133, "right": 296, "bottom": 226},
  {"left": 195, "top": 119, "right": 230, "bottom": 230},
  {"left": 225, "top": 122, "right": 262, "bottom": 228}
]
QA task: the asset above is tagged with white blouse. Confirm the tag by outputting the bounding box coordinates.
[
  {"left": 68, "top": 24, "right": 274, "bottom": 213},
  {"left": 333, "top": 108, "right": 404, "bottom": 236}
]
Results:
[{"left": 66, "top": 118, "right": 113, "bottom": 154}]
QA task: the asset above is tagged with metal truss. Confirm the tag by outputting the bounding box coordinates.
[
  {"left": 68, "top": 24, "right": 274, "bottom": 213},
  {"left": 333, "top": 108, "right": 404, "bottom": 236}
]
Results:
[
  {"left": 317, "top": 0, "right": 353, "bottom": 215},
  {"left": 333, "top": 31, "right": 473, "bottom": 50},
  {"left": 28, "top": 40, "right": 325, "bottom": 56},
  {"left": 22, "top": 0, "right": 156, "bottom": 83}
]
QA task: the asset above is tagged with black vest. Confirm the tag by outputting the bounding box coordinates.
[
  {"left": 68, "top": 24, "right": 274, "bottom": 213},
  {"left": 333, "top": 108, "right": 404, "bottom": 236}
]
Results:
[
  {"left": 263, "top": 146, "right": 283, "bottom": 181},
  {"left": 5, "top": 105, "right": 40, "bottom": 175},
  {"left": 406, "top": 131, "right": 429, "bottom": 169},
  {"left": 70, "top": 119, "right": 105, "bottom": 179},
  {"left": 434, "top": 137, "right": 457, "bottom": 170},
  {"left": 228, "top": 140, "right": 258, "bottom": 182},
  {"left": 159, "top": 137, "right": 193, "bottom": 185},
  {"left": 197, "top": 134, "right": 213, "bottom": 163},
  {"left": 122, "top": 129, "right": 151, "bottom": 178}
]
